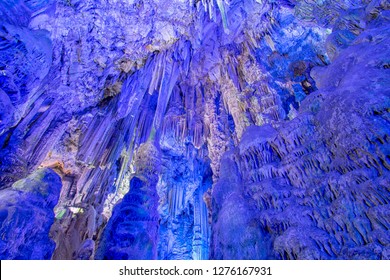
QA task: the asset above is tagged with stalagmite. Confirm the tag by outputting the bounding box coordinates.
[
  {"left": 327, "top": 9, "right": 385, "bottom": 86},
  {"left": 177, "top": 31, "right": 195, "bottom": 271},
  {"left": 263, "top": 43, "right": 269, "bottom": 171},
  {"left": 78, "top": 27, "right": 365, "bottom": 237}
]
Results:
[{"left": 0, "top": 0, "right": 389, "bottom": 260}]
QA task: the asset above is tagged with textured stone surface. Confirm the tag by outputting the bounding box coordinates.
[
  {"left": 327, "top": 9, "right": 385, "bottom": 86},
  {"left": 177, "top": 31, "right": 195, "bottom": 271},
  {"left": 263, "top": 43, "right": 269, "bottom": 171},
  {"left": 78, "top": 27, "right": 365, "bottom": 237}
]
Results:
[
  {"left": 96, "top": 141, "right": 161, "bottom": 259},
  {"left": 0, "top": 168, "right": 61, "bottom": 259},
  {"left": 211, "top": 15, "right": 390, "bottom": 259},
  {"left": 0, "top": 0, "right": 389, "bottom": 259}
]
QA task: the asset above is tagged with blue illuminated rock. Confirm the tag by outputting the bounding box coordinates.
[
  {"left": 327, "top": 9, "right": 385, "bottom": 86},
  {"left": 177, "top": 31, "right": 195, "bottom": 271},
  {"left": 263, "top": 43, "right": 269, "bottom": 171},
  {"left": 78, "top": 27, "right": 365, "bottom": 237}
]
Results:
[
  {"left": 0, "top": 0, "right": 389, "bottom": 260},
  {"left": 212, "top": 14, "right": 390, "bottom": 259},
  {"left": 96, "top": 141, "right": 161, "bottom": 260},
  {"left": 0, "top": 168, "right": 61, "bottom": 259}
]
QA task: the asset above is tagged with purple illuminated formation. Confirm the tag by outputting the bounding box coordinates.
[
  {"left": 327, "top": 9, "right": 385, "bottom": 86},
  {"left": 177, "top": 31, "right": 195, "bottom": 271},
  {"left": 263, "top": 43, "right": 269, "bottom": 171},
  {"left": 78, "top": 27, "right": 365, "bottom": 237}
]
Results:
[{"left": 0, "top": 0, "right": 389, "bottom": 260}]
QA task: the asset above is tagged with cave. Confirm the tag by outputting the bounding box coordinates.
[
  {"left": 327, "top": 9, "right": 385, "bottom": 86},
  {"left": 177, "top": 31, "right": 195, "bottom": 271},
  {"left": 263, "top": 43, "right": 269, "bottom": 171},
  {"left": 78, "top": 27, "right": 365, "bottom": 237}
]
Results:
[{"left": 0, "top": 0, "right": 389, "bottom": 260}]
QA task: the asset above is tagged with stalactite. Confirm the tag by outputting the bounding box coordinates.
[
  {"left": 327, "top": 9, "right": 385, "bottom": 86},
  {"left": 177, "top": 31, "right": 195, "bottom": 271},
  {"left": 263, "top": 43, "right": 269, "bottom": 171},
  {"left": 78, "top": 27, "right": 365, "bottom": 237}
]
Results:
[{"left": 0, "top": 0, "right": 389, "bottom": 261}]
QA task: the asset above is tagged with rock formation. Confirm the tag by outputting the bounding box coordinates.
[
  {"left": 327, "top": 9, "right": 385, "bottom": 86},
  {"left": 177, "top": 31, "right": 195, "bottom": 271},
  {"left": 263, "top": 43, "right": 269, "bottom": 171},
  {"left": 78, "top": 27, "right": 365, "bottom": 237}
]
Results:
[{"left": 0, "top": 0, "right": 389, "bottom": 259}]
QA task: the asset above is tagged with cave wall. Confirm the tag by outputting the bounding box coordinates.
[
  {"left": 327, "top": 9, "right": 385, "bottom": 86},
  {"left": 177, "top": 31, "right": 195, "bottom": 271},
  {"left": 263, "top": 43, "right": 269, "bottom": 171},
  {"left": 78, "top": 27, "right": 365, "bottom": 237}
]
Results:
[{"left": 0, "top": 0, "right": 389, "bottom": 259}]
